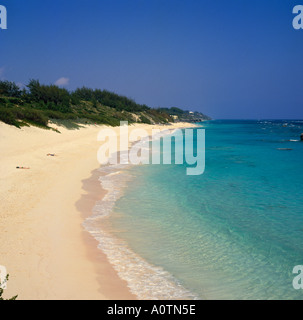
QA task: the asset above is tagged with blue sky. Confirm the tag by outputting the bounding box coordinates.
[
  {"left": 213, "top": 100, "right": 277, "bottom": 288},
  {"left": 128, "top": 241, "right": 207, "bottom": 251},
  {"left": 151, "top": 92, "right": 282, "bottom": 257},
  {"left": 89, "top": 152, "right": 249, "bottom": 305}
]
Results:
[{"left": 0, "top": 0, "right": 302, "bottom": 119}]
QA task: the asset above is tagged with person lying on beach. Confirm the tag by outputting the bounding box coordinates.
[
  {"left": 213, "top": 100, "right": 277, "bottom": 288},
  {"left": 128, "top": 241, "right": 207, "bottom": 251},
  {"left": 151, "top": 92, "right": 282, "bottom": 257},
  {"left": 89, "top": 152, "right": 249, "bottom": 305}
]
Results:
[
  {"left": 47, "top": 153, "right": 58, "bottom": 157},
  {"left": 16, "top": 166, "right": 30, "bottom": 169}
]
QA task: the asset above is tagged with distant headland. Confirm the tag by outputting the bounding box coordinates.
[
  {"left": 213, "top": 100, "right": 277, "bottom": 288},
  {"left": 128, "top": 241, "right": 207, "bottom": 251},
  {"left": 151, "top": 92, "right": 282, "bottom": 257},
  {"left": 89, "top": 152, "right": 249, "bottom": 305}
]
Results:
[{"left": 0, "top": 80, "right": 210, "bottom": 130}]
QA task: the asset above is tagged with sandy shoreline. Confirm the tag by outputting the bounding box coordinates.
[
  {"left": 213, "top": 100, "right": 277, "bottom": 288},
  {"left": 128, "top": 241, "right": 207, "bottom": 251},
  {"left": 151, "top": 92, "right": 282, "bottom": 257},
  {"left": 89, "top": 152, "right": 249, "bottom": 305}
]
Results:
[
  {"left": 77, "top": 168, "right": 136, "bottom": 300},
  {"left": 0, "top": 121, "right": 196, "bottom": 300}
]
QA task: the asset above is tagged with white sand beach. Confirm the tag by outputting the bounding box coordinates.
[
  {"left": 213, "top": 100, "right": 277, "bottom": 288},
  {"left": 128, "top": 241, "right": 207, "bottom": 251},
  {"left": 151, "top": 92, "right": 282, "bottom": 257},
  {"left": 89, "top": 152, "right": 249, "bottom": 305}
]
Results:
[{"left": 0, "top": 121, "right": 195, "bottom": 300}]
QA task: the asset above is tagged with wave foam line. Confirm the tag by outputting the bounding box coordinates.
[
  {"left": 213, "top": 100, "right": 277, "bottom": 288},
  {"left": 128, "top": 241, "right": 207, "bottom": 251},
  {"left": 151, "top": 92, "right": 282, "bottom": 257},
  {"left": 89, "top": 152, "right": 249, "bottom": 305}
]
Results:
[{"left": 83, "top": 164, "right": 197, "bottom": 300}]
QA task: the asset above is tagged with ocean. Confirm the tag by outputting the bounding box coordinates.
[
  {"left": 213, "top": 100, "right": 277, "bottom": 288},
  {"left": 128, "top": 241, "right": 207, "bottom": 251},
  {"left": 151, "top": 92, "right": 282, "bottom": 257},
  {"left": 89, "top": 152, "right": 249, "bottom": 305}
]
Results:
[{"left": 84, "top": 120, "right": 303, "bottom": 300}]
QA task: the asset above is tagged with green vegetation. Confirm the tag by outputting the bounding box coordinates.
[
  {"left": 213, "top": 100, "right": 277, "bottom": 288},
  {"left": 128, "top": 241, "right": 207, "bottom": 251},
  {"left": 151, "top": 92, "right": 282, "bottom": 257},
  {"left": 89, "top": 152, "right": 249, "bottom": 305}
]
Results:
[
  {"left": 0, "top": 80, "right": 173, "bottom": 129},
  {"left": 157, "top": 107, "right": 211, "bottom": 122},
  {"left": 0, "top": 275, "right": 18, "bottom": 301},
  {"left": 157, "top": 107, "right": 186, "bottom": 117}
]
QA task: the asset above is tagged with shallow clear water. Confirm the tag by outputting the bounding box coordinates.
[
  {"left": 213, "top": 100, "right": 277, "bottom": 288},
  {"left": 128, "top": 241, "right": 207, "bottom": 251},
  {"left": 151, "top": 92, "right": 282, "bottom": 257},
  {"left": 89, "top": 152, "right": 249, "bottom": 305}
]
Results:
[{"left": 106, "top": 120, "right": 303, "bottom": 300}]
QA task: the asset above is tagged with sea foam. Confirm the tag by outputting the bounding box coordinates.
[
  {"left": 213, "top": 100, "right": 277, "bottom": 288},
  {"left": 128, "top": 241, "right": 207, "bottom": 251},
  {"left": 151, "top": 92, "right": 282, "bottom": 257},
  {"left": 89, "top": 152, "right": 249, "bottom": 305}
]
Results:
[{"left": 83, "top": 135, "right": 197, "bottom": 300}]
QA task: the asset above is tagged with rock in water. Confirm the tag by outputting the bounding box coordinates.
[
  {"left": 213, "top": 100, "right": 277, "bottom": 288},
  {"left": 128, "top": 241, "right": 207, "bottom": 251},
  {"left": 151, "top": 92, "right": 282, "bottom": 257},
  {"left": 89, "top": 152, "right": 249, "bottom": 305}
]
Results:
[{"left": 301, "top": 133, "right": 303, "bottom": 141}]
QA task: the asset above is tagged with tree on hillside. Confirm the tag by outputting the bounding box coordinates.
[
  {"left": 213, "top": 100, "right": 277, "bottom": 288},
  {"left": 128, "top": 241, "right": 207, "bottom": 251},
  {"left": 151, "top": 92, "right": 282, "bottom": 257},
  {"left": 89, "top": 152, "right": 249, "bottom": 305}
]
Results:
[
  {"left": 0, "top": 80, "right": 22, "bottom": 98},
  {"left": 72, "top": 87, "right": 95, "bottom": 102},
  {"left": 27, "top": 79, "right": 71, "bottom": 113}
]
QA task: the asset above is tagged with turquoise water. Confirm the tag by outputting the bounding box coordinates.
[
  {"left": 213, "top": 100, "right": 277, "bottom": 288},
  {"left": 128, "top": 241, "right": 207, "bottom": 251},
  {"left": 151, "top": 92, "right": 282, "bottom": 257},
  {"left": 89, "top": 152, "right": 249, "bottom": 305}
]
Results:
[{"left": 105, "top": 120, "right": 303, "bottom": 299}]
